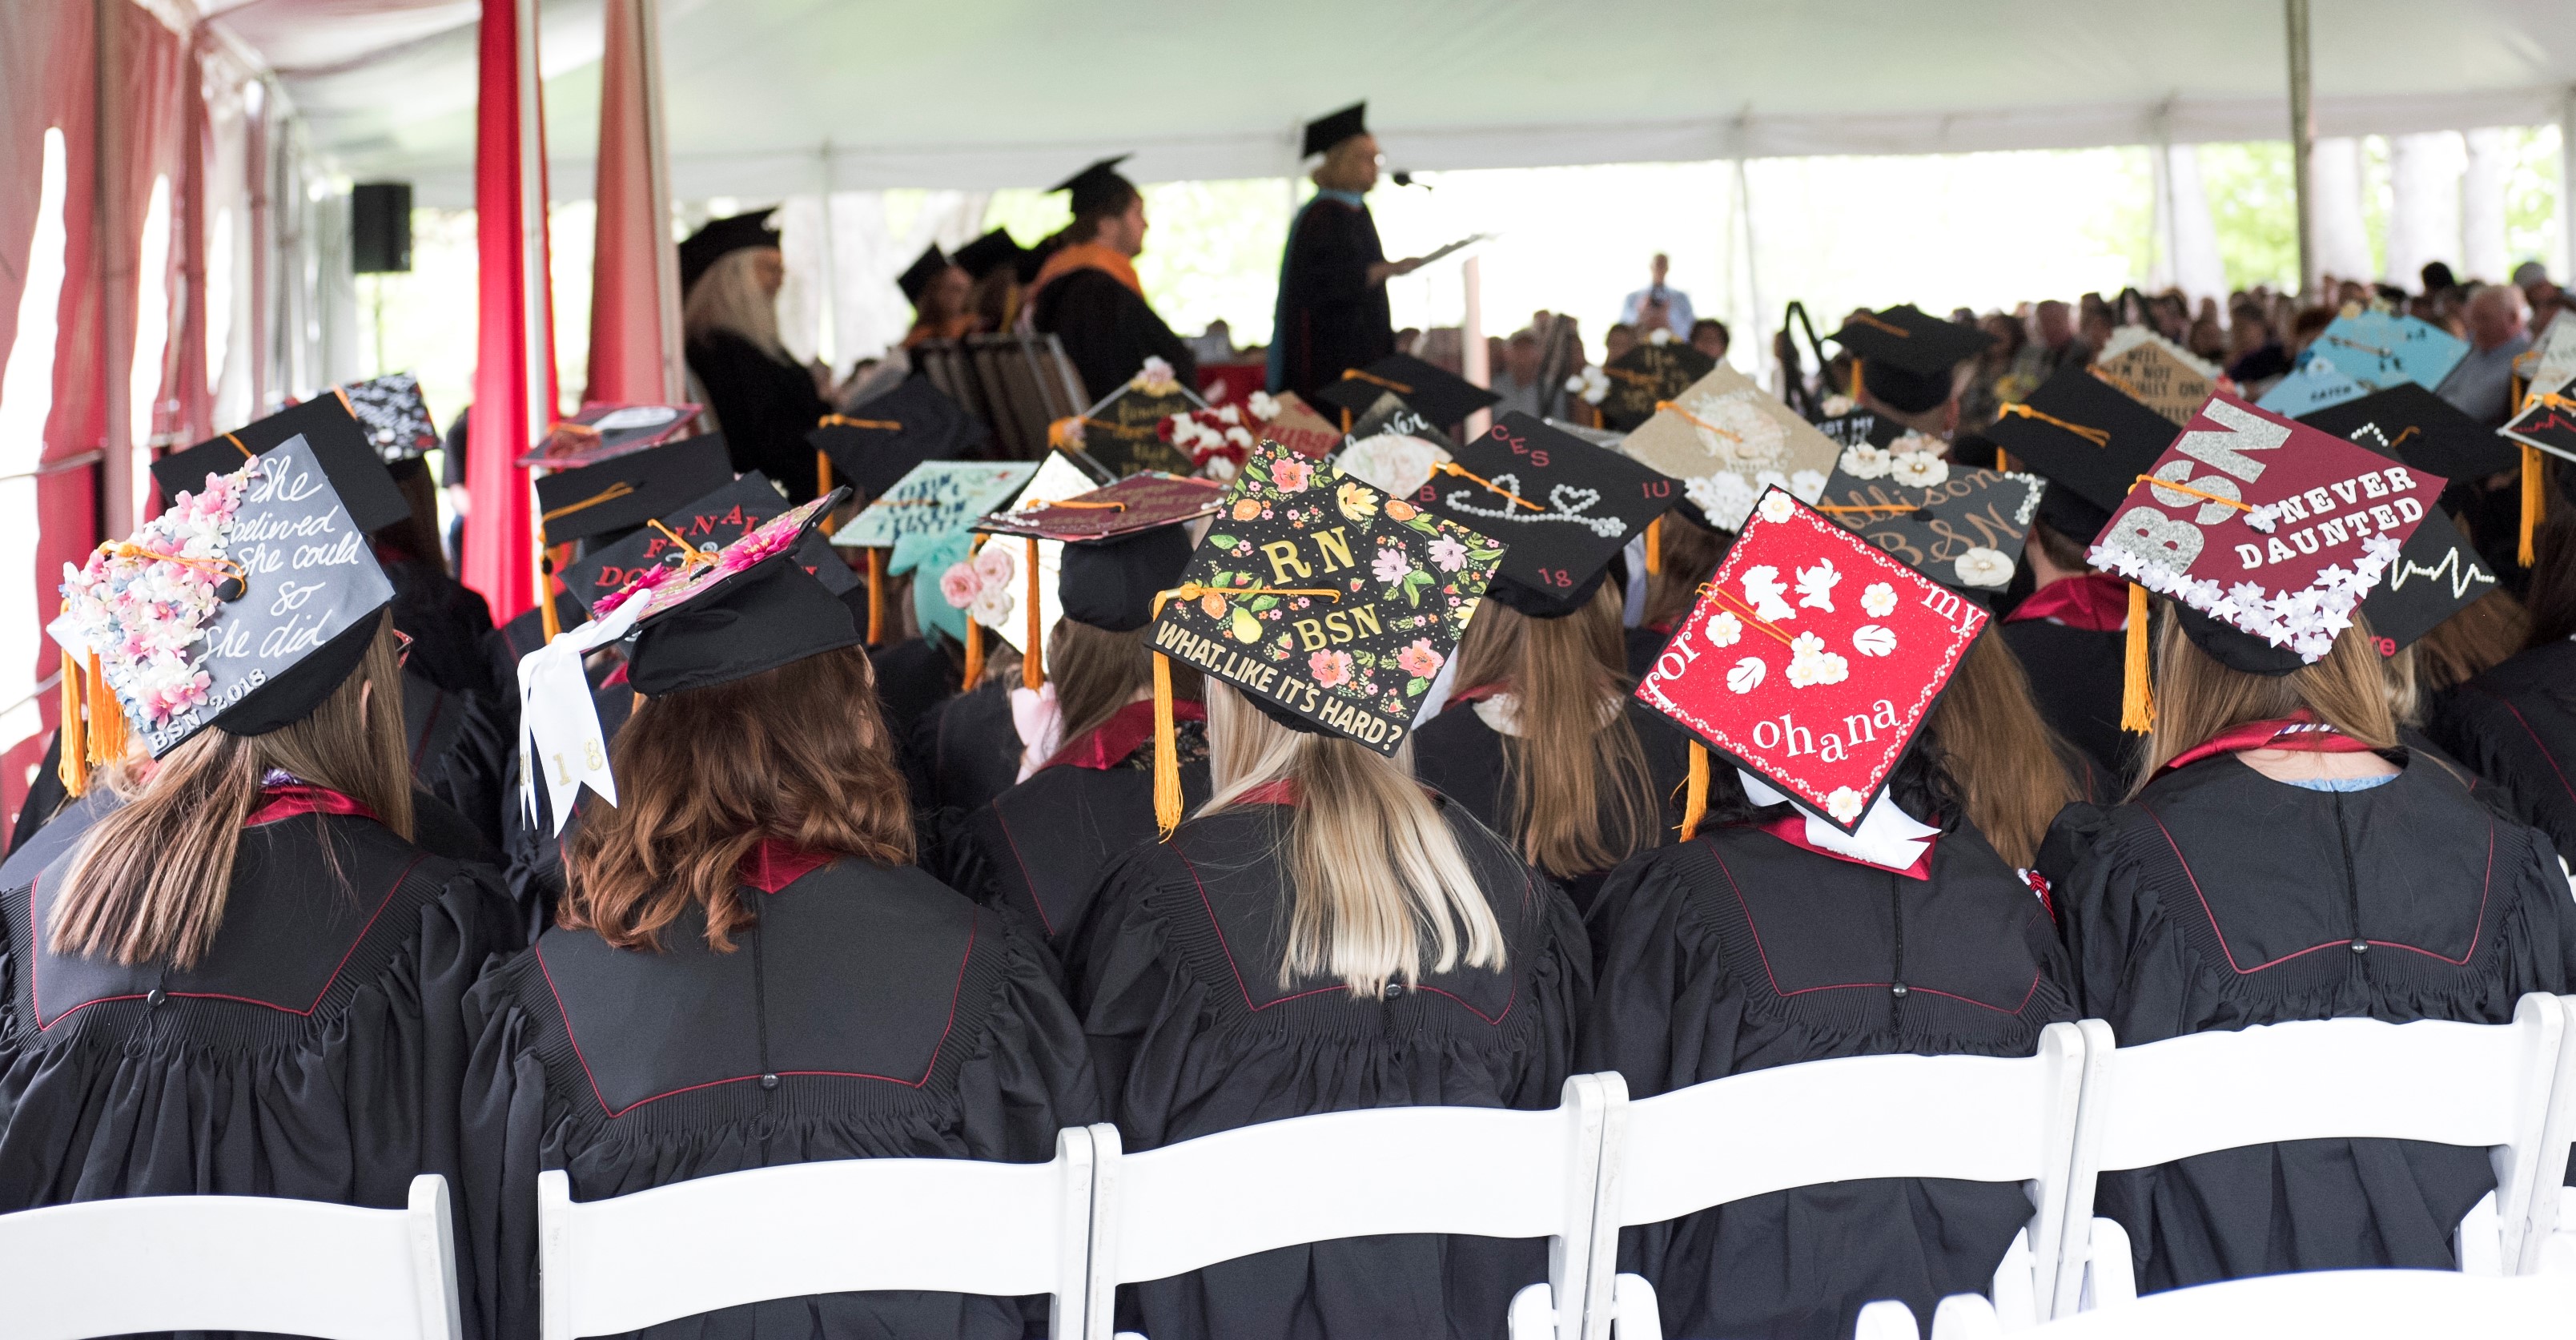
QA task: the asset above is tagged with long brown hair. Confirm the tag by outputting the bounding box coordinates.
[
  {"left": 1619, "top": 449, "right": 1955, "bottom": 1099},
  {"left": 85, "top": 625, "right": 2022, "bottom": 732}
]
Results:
[
  {"left": 2133, "top": 606, "right": 2399, "bottom": 792},
  {"left": 1047, "top": 619, "right": 1200, "bottom": 753},
  {"left": 2524, "top": 505, "right": 2576, "bottom": 647},
  {"left": 2407, "top": 590, "right": 2529, "bottom": 706},
  {"left": 1202, "top": 683, "right": 1503, "bottom": 996},
  {"left": 49, "top": 617, "right": 412, "bottom": 970},
  {"left": 562, "top": 646, "right": 912, "bottom": 952},
  {"left": 1923, "top": 634, "right": 2080, "bottom": 867},
  {"left": 1642, "top": 509, "right": 1729, "bottom": 631},
  {"left": 1451, "top": 583, "right": 1661, "bottom": 877}
]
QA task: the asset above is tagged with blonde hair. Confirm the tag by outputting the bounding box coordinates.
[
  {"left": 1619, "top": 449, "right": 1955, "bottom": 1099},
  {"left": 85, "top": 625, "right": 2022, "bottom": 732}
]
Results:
[
  {"left": 2133, "top": 606, "right": 2399, "bottom": 793},
  {"left": 1450, "top": 583, "right": 1661, "bottom": 877},
  {"left": 682, "top": 247, "right": 786, "bottom": 359},
  {"left": 1202, "top": 682, "right": 1505, "bottom": 996},
  {"left": 49, "top": 618, "right": 413, "bottom": 970},
  {"left": 1924, "top": 634, "right": 2081, "bottom": 867}
]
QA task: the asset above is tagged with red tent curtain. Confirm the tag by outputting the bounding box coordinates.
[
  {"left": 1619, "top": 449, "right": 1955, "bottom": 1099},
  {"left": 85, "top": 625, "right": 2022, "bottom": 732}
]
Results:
[
  {"left": 585, "top": 0, "right": 680, "bottom": 405},
  {"left": 463, "top": 0, "right": 555, "bottom": 622}
]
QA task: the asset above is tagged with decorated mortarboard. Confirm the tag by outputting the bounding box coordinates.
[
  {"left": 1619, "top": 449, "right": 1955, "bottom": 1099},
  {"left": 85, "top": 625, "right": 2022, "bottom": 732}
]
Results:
[
  {"left": 1617, "top": 363, "right": 1839, "bottom": 531},
  {"left": 1983, "top": 363, "right": 2180, "bottom": 543},
  {"left": 1302, "top": 103, "right": 1368, "bottom": 158},
  {"left": 975, "top": 472, "right": 1224, "bottom": 541},
  {"left": 1812, "top": 407, "right": 1900, "bottom": 450},
  {"left": 954, "top": 473, "right": 1221, "bottom": 641},
  {"left": 2355, "top": 509, "right": 2498, "bottom": 658},
  {"left": 340, "top": 372, "right": 440, "bottom": 463},
  {"left": 1827, "top": 305, "right": 1995, "bottom": 414},
  {"left": 1634, "top": 486, "right": 1987, "bottom": 843},
  {"left": 154, "top": 392, "right": 411, "bottom": 534},
  {"left": 810, "top": 376, "right": 976, "bottom": 500},
  {"left": 1308, "top": 353, "right": 1500, "bottom": 429},
  {"left": 1407, "top": 412, "right": 1675, "bottom": 618},
  {"left": 2091, "top": 331, "right": 2218, "bottom": 428},
  {"left": 531, "top": 435, "right": 737, "bottom": 547},
  {"left": 947, "top": 453, "right": 1117, "bottom": 684},
  {"left": 954, "top": 228, "right": 1027, "bottom": 282},
  {"left": 2514, "top": 311, "right": 2576, "bottom": 400},
  {"left": 832, "top": 460, "right": 1038, "bottom": 558},
  {"left": 1067, "top": 356, "right": 1207, "bottom": 477},
  {"left": 54, "top": 433, "right": 398, "bottom": 788},
  {"left": 1335, "top": 392, "right": 1452, "bottom": 497},
  {"left": 1051, "top": 155, "right": 1135, "bottom": 217},
  {"left": 517, "top": 402, "right": 703, "bottom": 469},
  {"left": 2088, "top": 390, "right": 2441, "bottom": 686},
  {"left": 1811, "top": 449, "right": 2043, "bottom": 600},
  {"left": 1597, "top": 334, "right": 1718, "bottom": 432},
  {"left": 1542, "top": 418, "right": 1627, "bottom": 449},
  {"left": 556, "top": 472, "right": 854, "bottom": 610},
  {"left": 677, "top": 209, "right": 778, "bottom": 295},
  {"left": 2502, "top": 382, "right": 2576, "bottom": 465},
  {"left": 898, "top": 243, "right": 952, "bottom": 304},
  {"left": 2298, "top": 382, "right": 2522, "bottom": 481},
  {"left": 2308, "top": 309, "right": 2470, "bottom": 394},
  {"left": 1255, "top": 389, "right": 1344, "bottom": 459},
  {"left": 2253, "top": 356, "right": 2366, "bottom": 416}
]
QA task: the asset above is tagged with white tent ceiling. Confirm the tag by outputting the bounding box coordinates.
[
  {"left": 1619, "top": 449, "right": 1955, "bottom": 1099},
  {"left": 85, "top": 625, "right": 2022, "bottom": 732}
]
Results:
[{"left": 203, "top": 0, "right": 2576, "bottom": 206}]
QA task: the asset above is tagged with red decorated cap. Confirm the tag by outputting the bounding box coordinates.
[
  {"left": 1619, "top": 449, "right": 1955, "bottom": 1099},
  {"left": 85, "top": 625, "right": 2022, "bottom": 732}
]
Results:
[
  {"left": 2086, "top": 389, "right": 2444, "bottom": 664},
  {"left": 1634, "top": 486, "right": 1986, "bottom": 832}
]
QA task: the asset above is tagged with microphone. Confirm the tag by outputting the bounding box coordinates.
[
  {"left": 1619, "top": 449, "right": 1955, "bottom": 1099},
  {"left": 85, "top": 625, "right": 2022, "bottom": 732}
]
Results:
[{"left": 1392, "top": 171, "right": 1430, "bottom": 190}]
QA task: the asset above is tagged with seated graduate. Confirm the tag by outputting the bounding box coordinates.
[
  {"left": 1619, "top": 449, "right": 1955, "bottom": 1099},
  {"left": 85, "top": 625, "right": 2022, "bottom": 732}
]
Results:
[
  {"left": 2433, "top": 504, "right": 2576, "bottom": 866},
  {"left": 1068, "top": 445, "right": 1586, "bottom": 1338},
  {"left": 1024, "top": 155, "right": 1197, "bottom": 403},
  {"left": 949, "top": 479, "right": 1219, "bottom": 951},
  {"left": 1582, "top": 486, "right": 2080, "bottom": 1340},
  {"left": 1824, "top": 304, "right": 1996, "bottom": 447},
  {"left": 898, "top": 243, "right": 979, "bottom": 347},
  {"left": 0, "top": 435, "right": 520, "bottom": 1229},
  {"left": 460, "top": 494, "right": 1096, "bottom": 1340},
  {"left": 1405, "top": 413, "right": 1693, "bottom": 911},
  {"left": 2040, "top": 397, "right": 2576, "bottom": 1293}
]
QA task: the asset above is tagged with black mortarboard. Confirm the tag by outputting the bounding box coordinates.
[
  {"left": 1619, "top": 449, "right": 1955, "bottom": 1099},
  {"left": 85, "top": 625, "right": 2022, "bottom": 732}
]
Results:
[
  {"left": 677, "top": 209, "right": 778, "bottom": 295},
  {"left": 558, "top": 473, "right": 790, "bottom": 610},
  {"left": 2357, "top": 509, "right": 2498, "bottom": 656},
  {"left": 532, "top": 436, "right": 736, "bottom": 546},
  {"left": 1063, "top": 525, "right": 1196, "bottom": 633},
  {"left": 58, "top": 434, "right": 396, "bottom": 758},
  {"left": 1303, "top": 103, "right": 1368, "bottom": 158},
  {"left": 154, "top": 392, "right": 411, "bottom": 534},
  {"left": 1811, "top": 456, "right": 2043, "bottom": 603},
  {"left": 1827, "top": 305, "right": 1995, "bottom": 414},
  {"left": 1413, "top": 412, "right": 1672, "bottom": 618},
  {"left": 620, "top": 493, "right": 862, "bottom": 696},
  {"left": 2298, "top": 382, "right": 2523, "bottom": 482},
  {"left": 954, "top": 228, "right": 1027, "bottom": 282},
  {"left": 1813, "top": 408, "right": 1900, "bottom": 449},
  {"left": 1050, "top": 155, "right": 1135, "bottom": 219},
  {"left": 1983, "top": 364, "right": 2180, "bottom": 543},
  {"left": 1309, "top": 353, "right": 1500, "bottom": 429},
  {"left": 1599, "top": 340, "right": 1718, "bottom": 432},
  {"left": 898, "top": 244, "right": 952, "bottom": 305},
  {"left": 340, "top": 372, "right": 439, "bottom": 463},
  {"left": 809, "top": 377, "right": 975, "bottom": 501}
]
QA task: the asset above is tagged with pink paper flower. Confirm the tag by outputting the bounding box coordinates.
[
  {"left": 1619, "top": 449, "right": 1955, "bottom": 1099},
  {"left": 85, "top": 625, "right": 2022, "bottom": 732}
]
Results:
[
  {"left": 1396, "top": 639, "right": 1445, "bottom": 678},
  {"left": 940, "top": 561, "right": 983, "bottom": 609},
  {"left": 1273, "top": 458, "right": 1312, "bottom": 493},
  {"left": 1308, "top": 648, "right": 1354, "bottom": 688}
]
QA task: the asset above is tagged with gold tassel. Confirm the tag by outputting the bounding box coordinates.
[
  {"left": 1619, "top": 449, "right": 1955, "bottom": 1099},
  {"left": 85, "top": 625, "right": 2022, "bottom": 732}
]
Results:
[
  {"left": 1022, "top": 537, "right": 1044, "bottom": 690},
  {"left": 1152, "top": 650, "right": 1181, "bottom": 839},
  {"left": 1848, "top": 358, "right": 1863, "bottom": 403},
  {"left": 536, "top": 537, "right": 561, "bottom": 642},
  {"left": 86, "top": 652, "right": 124, "bottom": 763},
  {"left": 1678, "top": 742, "right": 1708, "bottom": 841},
  {"left": 2120, "top": 582, "right": 2156, "bottom": 734},
  {"left": 1643, "top": 515, "right": 1663, "bottom": 576},
  {"left": 960, "top": 617, "right": 983, "bottom": 689},
  {"left": 866, "top": 549, "right": 886, "bottom": 646},
  {"left": 57, "top": 643, "right": 86, "bottom": 799},
  {"left": 816, "top": 449, "right": 834, "bottom": 497},
  {"left": 2521, "top": 444, "right": 2543, "bottom": 568}
]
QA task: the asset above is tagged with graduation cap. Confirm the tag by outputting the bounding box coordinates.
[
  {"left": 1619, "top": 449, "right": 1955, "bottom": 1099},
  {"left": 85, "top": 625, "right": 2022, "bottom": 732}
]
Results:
[
  {"left": 975, "top": 472, "right": 1224, "bottom": 541},
  {"left": 810, "top": 376, "right": 976, "bottom": 501},
  {"left": 2091, "top": 332, "right": 2218, "bottom": 428},
  {"left": 677, "top": 208, "right": 778, "bottom": 295},
  {"left": 2253, "top": 356, "right": 2367, "bottom": 416},
  {"left": 949, "top": 453, "right": 1107, "bottom": 682},
  {"left": 557, "top": 472, "right": 792, "bottom": 610},
  {"left": 1062, "top": 525, "right": 1199, "bottom": 633},
  {"left": 1813, "top": 408, "right": 1899, "bottom": 450},
  {"left": 1633, "top": 486, "right": 1987, "bottom": 839},
  {"left": 964, "top": 473, "right": 1222, "bottom": 634},
  {"left": 834, "top": 459, "right": 1039, "bottom": 670},
  {"left": 532, "top": 435, "right": 737, "bottom": 548},
  {"left": 1617, "top": 364, "right": 1841, "bottom": 532},
  {"left": 1335, "top": 393, "right": 1453, "bottom": 497},
  {"left": 1308, "top": 353, "right": 1499, "bottom": 430},
  {"left": 2357, "top": 509, "right": 2498, "bottom": 658},
  {"left": 898, "top": 244, "right": 952, "bottom": 305},
  {"left": 55, "top": 433, "right": 400, "bottom": 782},
  {"left": 517, "top": 402, "right": 703, "bottom": 469},
  {"left": 2299, "top": 382, "right": 2522, "bottom": 482},
  {"left": 954, "top": 228, "right": 1027, "bottom": 282},
  {"left": 154, "top": 392, "right": 411, "bottom": 535},
  {"left": 340, "top": 372, "right": 440, "bottom": 463},
  {"left": 1302, "top": 103, "right": 1368, "bottom": 158},
  {"left": 2308, "top": 310, "right": 2470, "bottom": 393},
  {"left": 2088, "top": 389, "right": 2442, "bottom": 686},
  {"left": 1051, "top": 155, "right": 1135, "bottom": 219},
  {"left": 1827, "top": 305, "right": 1995, "bottom": 415},
  {"left": 1409, "top": 412, "right": 1674, "bottom": 618},
  {"left": 1598, "top": 337, "right": 1718, "bottom": 432},
  {"left": 1076, "top": 362, "right": 1208, "bottom": 477},
  {"left": 1811, "top": 453, "right": 2044, "bottom": 602},
  {"left": 1983, "top": 363, "right": 2180, "bottom": 544}
]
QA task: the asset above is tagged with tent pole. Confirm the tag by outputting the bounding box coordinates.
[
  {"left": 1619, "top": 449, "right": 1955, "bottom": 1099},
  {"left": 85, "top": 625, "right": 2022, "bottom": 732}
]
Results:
[
  {"left": 1734, "top": 157, "right": 1766, "bottom": 395},
  {"left": 2560, "top": 87, "right": 2576, "bottom": 284},
  {"left": 2285, "top": 0, "right": 2317, "bottom": 296},
  {"left": 815, "top": 139, "right": 838, "bottom": 376},
  {"left": 95, "top": 0, "right": 138, "bottom": 535}
]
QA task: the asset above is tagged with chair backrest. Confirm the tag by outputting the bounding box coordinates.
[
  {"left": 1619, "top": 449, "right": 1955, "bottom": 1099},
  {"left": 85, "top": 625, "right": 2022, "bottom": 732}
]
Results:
[
  {"left": 1601, "top": 1022, "right": 2090, "bottom": 1323},
  {"left": 1929, "top": 1266, "right": 2576, "bottom": 1339},
  {"left": 0, "top": 1173, "right": 461, "bottom": 1340},
  {"left": 538, "top": 1127, "right": 1097, "bottom": 1340},
  {"left": 1084, "top": 1075, "right": 1620, "bottom": 1340},
  {"left": 2056, "top": 995, "right": 2567, "bottom": 1302}
]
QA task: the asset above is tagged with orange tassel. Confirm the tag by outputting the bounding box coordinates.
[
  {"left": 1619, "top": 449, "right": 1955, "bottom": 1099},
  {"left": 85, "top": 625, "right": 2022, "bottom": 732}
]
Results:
[
  {"left": 1848, "top": 357, "right": 1863, "bottom": 403},
  {"left": 57, "top": 643, "right": 86, "bottom": 799},
  {"left": 1152, "top": 650, "right": 1181, "bottom": 839},
  {"left": 960, "top": 617, "right": 983, "bottom": 689},
  {"left": 2120, "top": 582, "right": 2156, "bottom": 734},
  {"left": 1023, "top": 537, "right": 1044, "bottom": 690},
  {"left": 1643, "top": 516, "right": 1663, "bottom": 576},
  {"left": 536, "top": 537, "right": 561, "bottom": 642},
  {"left": 866, "top": 549, "right": 886, "bottom": 646},
  {"left": 85, "top": 652, "right": 124, "bottom": 763},
  {"left": 816, "top": 449, "right": 834, "bottom": 497},
  {"left": 1679, "top": 742, "right": 1708, "bottom": 841},
  {"left": 2521, "top": 444, "right": 2543, "bottom": 568}
]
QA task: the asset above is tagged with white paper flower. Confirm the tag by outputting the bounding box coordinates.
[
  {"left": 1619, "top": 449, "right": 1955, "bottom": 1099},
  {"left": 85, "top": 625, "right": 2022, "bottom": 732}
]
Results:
[
  {"left": 1707, "top": 610, "right": 1744, "bottom": 646},
  {"left": 1890, "top": 451, "right": 1949, "bottom": 488},
  {"left": 1726, "top": 656, "right": 1766, "bottom": 694},
  {"left": 1953, "top": 546, "right": 2014, "bottom": 588},
  {"left": 969, "top": 580, "right": 1016, "bottom": 629},
  {"left": 1215, "top": 405, "right": 1242, "bottom": 425},
  {"left": 1756, "top": 490, "right": 1796, "bottom": 525},
  {"left": 1825, "top": 787, "right": 1866, "bottom": 823},
  {"left": 1785, "top": 632, "right": 1851, "bottom": 688},
  {"left": 1686, "top": 472, "right": 1756, "bottom": 529},
  {"left": 2244, "top": 504, "right": 2279, "bottom": 533},
  {"left": 1820, "top": 394, "right": 1855, "bottom": 417},
  {"left": 1648, "top": 327, "right": 1675, "bottom": 345},
  {"left": 1790, "top": 469, "right": 1827, "bottom": 501},
  {"left": 1861, "top": 581, "right": 1898, "bottom": 617},
  {"left": 1224, "top": 425, "right": 1254, "bottom": 448},
  {"left": 1132, "top": 356, "right": 1178, "bottom": 394},
  {"left": 1852, "top": 624, "right": 1897, "bottom": 656},
  {"left": 1565, "top": 366, "right": 1610, "bottom": 404},
  {"left": 1247, "top": 390, "right": 1281, "bottom": 421},
  {"left": 1839, "top": 445, "right": 1893, "bottom": 480}
]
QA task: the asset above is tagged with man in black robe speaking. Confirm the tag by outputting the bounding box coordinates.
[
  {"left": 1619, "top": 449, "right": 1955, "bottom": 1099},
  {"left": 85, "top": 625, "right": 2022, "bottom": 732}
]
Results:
[{"left": 1267, "top": 103, "right": 1428, "bottom": 399}]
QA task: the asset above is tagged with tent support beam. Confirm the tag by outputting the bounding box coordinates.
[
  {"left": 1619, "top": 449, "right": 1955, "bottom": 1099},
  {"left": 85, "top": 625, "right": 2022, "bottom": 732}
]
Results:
[
  {"left": 2286, "top": 0, "right": 2316, "bottom": 295},
  {"left": 2561, "top": 87, "right": 2576, "bottom": 284}
]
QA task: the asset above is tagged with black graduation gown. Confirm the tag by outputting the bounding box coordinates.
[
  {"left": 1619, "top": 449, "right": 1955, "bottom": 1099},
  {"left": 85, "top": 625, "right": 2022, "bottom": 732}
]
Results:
[
  {"left": 384, "top": 553, "right": 500, "bottom": 698},
  {"left": 904, "top": 679, "right": 1025, "bottom": 832},
  {"left": 460, "top": 855, "right": 1098, "bottom": 1340},
  {"left": 2039, "top": 751, "right": 2576, "bottom": 1293},
  {"left": 869, "top": 636, "right": 962, "bottom": 745},
  {"left": 1271, "top": 196, "right": 1392, "bottom": 400},
  {"left": 1580, "top": 823, "right": 2076, "bottom": 1340},
  {"left": 686, "top": 330, "right": 830, "bottom": 502},
  {"left": 950, "top": 703, "right": 1211, "bottom": 952},
  {"left": 1410, "top": 694, "right": 1694, "bottom": 914},
  {"left": 0, "top": 806, "right": 522, "bottom": 1337},
  {"left": 1999, "top": 618, "right": 2135, "bottom": 787},
  {"left": 1029, "top": 268, "right": 1198, "bottom": 404},
  {"left": 2432, "top": 638, "right": 2576, "bottom": 867},
  {"left": 6, "top": 732, "right": 69, "bottom": 856},
  {"left": 1070, "top": 798, "right": 1589, "bottom": 1340},
  {"left": 1624, "top": 623, "right": 1674, "bottom": 681}
]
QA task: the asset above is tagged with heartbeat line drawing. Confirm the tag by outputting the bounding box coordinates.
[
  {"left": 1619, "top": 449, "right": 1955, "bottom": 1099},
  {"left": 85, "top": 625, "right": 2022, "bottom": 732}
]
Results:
[{"left": 2384, "top": 544, "right": 2494, "bottom": 600}]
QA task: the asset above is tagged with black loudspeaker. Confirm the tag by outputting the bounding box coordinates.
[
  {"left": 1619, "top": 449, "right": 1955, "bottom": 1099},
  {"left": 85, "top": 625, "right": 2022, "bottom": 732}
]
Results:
[{"left": 352, "top": 182, "right": 412, "bottom": 273}]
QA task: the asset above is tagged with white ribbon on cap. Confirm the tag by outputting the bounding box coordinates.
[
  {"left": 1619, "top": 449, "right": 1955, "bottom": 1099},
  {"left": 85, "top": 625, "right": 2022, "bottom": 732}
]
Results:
[
  {"left": 1738, "top": 769, "right": 1940, "bottom": 873},
  {"left": 517, "top": 592, "right": 651, "bottom": 834}
]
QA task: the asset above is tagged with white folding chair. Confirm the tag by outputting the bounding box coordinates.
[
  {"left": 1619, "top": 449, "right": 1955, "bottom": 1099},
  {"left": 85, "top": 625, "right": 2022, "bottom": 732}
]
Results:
[
  {"left": 2054, "top": 994, "right": 2570, "bottom": 1312},
  {"left": 1590, "top": 1022, "right": 2092, "bottom": 1337},
  {"left": 537, "top": 1128, "right": 1098, "bottom": 1340},
  {"left": 1919, "top": 1262, "right": 2576, "bottom": 1338},
  {"left": 1084, "top": 1074, "right": 1620, "bottom": 1340},
  {"left": 0, "top": 1173, "right": 462, "bottom": 1340}
]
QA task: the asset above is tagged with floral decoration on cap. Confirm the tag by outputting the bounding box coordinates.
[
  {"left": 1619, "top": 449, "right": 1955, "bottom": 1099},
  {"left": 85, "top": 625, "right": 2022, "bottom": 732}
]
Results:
[
  {"left": 59, "top": 462, "right": 259, "bottom": 726},
  {"left": 1617, "top": 364, "right": 1838, "bottom": 530}
]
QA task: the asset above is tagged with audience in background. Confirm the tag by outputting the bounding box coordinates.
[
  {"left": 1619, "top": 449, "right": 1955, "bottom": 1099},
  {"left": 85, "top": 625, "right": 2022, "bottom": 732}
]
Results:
[
  {"left": 1489, "top": 328, "right": 1548, "bottom": 417},
  {"left": 1688, "top": 317, "right": 1730, "bottom": 363},
  {"left": 1618, "top": 252, "right": 1695, "bottom": 337},
  {"left": 2034, "top": 300, "right": 2090, "bottom": 376},
  {"left": 2443, "top": 284, "right": 2533, "bottom": 425},
  {"left": 1603, "top": 322, "right": 1639, "bottom": 363}
]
